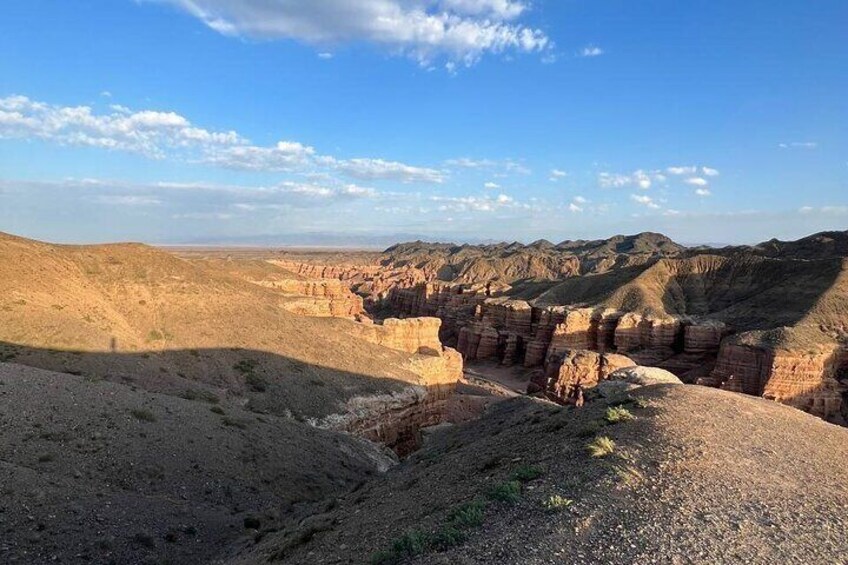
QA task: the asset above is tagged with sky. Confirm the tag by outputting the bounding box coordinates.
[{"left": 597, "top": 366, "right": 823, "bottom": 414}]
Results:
[{"left": 1, "top": 0, "right": 846, "bottom": 246}]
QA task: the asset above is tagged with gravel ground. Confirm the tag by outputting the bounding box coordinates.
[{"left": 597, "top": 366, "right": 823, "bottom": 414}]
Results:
[
  {"left": 231, "top": 384, "right": 848, "bottom": 565},
  {"left": 0, "top": 362, "right": 392, "bottom": 564}
]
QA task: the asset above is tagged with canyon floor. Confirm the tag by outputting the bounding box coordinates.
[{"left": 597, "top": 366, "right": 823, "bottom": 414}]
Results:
[{"left": 1, "top": 230, "right": 847, "bottom": 564}]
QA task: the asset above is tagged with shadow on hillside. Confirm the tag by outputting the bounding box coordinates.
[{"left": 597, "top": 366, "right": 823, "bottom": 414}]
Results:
[
  {"left": 0, "top": 340, "right": 445, "bottom": 453},
  {"left": 533, "top": 264, "right": 651, "bottom": 307},
  {"left": 659, "top": 257, "right": 844, "bottom": 328}
]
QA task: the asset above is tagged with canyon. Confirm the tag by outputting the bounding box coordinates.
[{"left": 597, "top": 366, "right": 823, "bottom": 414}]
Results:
[
  {"left": 274, "top": 231, "right": 848, "bottom": 425},
  {"left": 2, "top": 230, "right": 848, "bottom": 564}
]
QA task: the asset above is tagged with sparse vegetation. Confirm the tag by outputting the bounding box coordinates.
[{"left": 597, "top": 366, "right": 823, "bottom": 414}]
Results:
[
  {"left": 37, "top": 453, "right": 55, "bottom": 463},
  {"left": 587, "top": 436, "right": 616, "bottom": 457},
  {"left": 605, "top": 406, "right": 634, "bottom": 423},
  {"left": 447, "top": 498, "right": 486, "bottom": 529},
  {"left": 542, "top": 494, "right": 573, "bottom": 513},
  {"left": 130, "top": 408, "right": 157, "bottom": 423},
  {"left": 510, "top": 464, "right": 544, "bottom": 483},
  {"left": 486, "top": 480, "right": 522, "bottom": 504},
  {"left": 210, "top": 406, "right": 225, "bottom": 415}
]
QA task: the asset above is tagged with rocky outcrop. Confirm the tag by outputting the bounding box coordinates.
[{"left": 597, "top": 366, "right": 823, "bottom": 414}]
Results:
[
  {"left": 261, "top": 279, "right": 365, "bottom": 318},
  {"left": 351, "top": 317, "right": 445, "bottom": 355},
  {"left": 701, "top": 338, "right": 847, "bottom": 424},
  {"left": 311, "top": 334, "right": 463, "bottom": 455},
  {"left": 528, "top": 349, "right": 635, "bottom": 404}
]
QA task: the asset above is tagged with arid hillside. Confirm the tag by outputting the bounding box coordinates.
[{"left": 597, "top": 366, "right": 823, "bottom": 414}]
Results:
[
  {"left": 0, "top": 231, "right": 463, "bottom": 451},
  {"left": 229, "top": 384, "right": 848, "bottom": 564}
]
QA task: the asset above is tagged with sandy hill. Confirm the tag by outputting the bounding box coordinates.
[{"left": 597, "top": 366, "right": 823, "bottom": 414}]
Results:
[
  {"left": 0, "top": 231, "right": 446, "bottom": 422},
  {"left": 232, "top": 384, "right": 848, "bottom": 564}
]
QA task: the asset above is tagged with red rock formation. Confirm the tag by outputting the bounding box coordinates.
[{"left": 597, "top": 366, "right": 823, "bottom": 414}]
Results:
[
  {"left": 261, "top": 279, "right": 366, "bottom": 318},
  {"left": 702, "top": 338, "right": 846, "bottom": 424},
  {"left": 351, "top": 317, "right": 445, "bottom": 355},
  {"left": 529, "top": 349, "right": 635, "bottom": 404}
]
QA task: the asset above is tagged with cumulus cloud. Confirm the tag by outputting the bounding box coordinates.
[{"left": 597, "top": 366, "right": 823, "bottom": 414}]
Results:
[
  {"left": 666, "top": 166, "right": 697, "bottom": 175},
  {"left": 430, "top": 192, "right": 530, "bottom": 212},
  {"left": 484, "top": 181, "right": 500, "bottom": 189},
  {"left": 0, "top": 94, "right": 244, "bottom": 159},
  {"left": 685, "top": 177, "right": 709, "bottom": 186},
  {"left": 599, "top": 169, "right": 665, "bottom": 190},
  {"left": 578, "top": 45, "right": 604, "bottom": 57},
  {"left": 150, "top": 0, "right": 550, "bottom": 66},
  {"left": 549, "top": 168, "right": 567, "bottom": 181},
  {"left": 694, "top": 188, "right": 711, "bottom": 197},
  {"left": 0, "top": 94, "right": 445, "bottom": 183},
  {"left": 701, "top": 166, "right": 719, "bottom": 176},
  {"left": 630, "top": 194, "right": 660, "bottom": 209}
]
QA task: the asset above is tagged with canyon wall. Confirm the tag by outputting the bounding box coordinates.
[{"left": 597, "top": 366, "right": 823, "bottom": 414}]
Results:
[
  {"left": 256, "top": 279, "right": 366, "bottom": 318},
  {"left": 325, "top": 316, "right": 464, "bottom": 455},
  {"left": 386, "top": 283, "right": 846, "bottom": 424}
]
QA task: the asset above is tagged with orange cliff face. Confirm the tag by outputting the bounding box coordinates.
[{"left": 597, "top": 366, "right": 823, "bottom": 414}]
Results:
[
  {"left": 313, "top": 317, "right": 464, "bottom": 455},
  {"left": 703, "top": 339, "right": 847, "bottom": 424}
]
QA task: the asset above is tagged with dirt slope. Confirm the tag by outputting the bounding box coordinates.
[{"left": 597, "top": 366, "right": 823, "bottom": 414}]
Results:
[
  {"left": 0, "top": 232, "right": 435, "bottom": 421},
  {"left": 232, "top": 385, "right": 848, "bottom": 564},
  {"left": 0, "top": 362, "right": 392, "bottom": 565}
]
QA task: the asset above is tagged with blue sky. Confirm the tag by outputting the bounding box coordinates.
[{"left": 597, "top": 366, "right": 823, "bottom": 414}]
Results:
[{"left": 1, "top": 0, "right": 846, "bottom": 245}]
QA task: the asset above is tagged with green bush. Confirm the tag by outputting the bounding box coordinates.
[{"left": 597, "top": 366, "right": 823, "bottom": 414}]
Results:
[
  {"left": 486, "top": 480, "right": 522, "bottom": 504},
  {"left": 447, "top": 499, "right": 486, "bottom": 529}
]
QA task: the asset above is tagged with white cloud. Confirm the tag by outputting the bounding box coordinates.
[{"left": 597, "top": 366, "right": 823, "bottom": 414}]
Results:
[
  {"left": 484, "top": 181, "right": 500, "bottom": 189},
  {"left": 95, "top": 195, "right": 162, "bottom": 206},
  {"left": 799, "top": 205, "right": 848, "bottom": 215},
  {"left": 318, "top": 52, "right": 334, "bottom": 59},
  {"left": 694, "top": 188, "right": 711, "bottom": 197},
  {"left": 430, "top": 192, "right": 531, "bottom": 212},
  {"left": 549, "top": 168, "right": 567, "bottom": 181},
  {"left": 573, "top": 195, "right": 587, "bottom": 204},
  {"left": 701, "top": 166, "right": 719, "bottom": 177},
  {"left": 666, "top": 166, "right": 697, "bottom": 175},
  {"left": 578, "top": 45, "right": 604, "bottom": 57},
  {"left": 779, "top": 141, "right": 818, "bottom": 149},
  {"left": 151, "top": 0, "right": 550, "bottom": 67},
  {"left": 332, "top": 158, "right": 445, "bottom": 183},
  {"left": 685, "top": 177, "right": 709, "bottom": 186},
  {"left": 445, "top": 157, "right": 494, "bottom": 168},
  {"left": 0, "top": 94, "right": 445, "bottom": 183},
  {"left": 630, "top": 194, "right": 660, "bottom": 209},
  {"left": 0, "top": 94, "right": 245, "bottom": 159},
  {"left": 568, "top": 202, "right": 583, "bottom": 213},
  {"left": 100, "top": 91, "right": 112, "bottom": 98},
  {"left": 599, "top": 169, "right": 664, "bottom": 190}
]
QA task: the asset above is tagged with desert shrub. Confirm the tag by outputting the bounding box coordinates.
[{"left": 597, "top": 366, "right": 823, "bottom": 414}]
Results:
[
  {"left": 447, "top": 498, "right": 486, "bottom": 529},
  {"left": 486, "top": 480, "right": 522, "bottom": 504},
  {"left": 587, "top": 436, "right": 615, "bottom": 457},
  {"left": 37, "top": 453, "right": 55, "bottom": 463},
  {"left": 233, "top": 359, "right": 258, "bottom": 374},
  {"left": 222, "top": 417, "right": 247, "bottom": 429},
  {"left": 510, "top": 464, "right": 544, "bottom": 483},
  {"left": 576, "top": 420, "right": 603, "bottom": 438},
  {"left": 210, "top": 406, "right": 225, "bottom": 415},
  {"left": 245, "top": 372, "right": 267, "bottom": 392},
  {"left": 605, "top": 406, "right": 634, "bottom": 423},
  {"left": 430, "top": 525, "right": 466, "bottom": 551},
  {"left": 390, "top": 530, "right": 428, "bottom": 557},
  {"left": 542, "top": 494, "right": 573, "bottom": 513},
  {"left": 147, "top": 329, "right": 164, "bottom": 342},
  {"left": 131, "top": 409, "right": 156, "bottom": 423}
]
